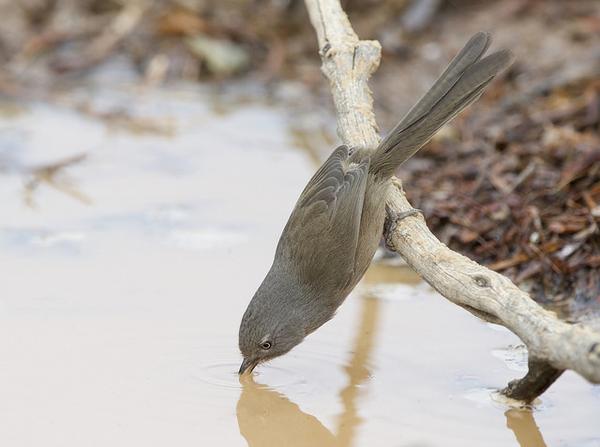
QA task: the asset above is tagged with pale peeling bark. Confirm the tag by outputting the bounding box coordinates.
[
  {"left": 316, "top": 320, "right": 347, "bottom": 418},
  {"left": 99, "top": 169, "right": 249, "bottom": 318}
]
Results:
[{"left": 304, "top": 0, "right": 600, "bottom": 394}]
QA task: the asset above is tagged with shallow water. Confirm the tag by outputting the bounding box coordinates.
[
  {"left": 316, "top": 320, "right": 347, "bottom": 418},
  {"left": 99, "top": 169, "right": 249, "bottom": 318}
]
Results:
[{"left": 0, "top": 81, "right": 599, "bottom": 446}]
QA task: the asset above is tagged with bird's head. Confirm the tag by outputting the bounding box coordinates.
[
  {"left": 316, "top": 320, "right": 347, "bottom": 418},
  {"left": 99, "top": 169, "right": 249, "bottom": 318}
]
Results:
[{"left": 238, "top": 280, "right": 306, "bottom": 375}]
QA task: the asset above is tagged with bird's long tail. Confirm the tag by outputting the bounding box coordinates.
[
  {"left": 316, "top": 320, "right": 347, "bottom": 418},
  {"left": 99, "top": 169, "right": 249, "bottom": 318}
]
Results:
[{"left": 369, "top": 32, "right": 513, "bottom": 178}]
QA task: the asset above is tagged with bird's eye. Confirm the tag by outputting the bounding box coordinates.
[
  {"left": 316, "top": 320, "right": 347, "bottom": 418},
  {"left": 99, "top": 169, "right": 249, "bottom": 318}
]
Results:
[{"left": 260, "top": 341, "right": 272, "bottom": 350}]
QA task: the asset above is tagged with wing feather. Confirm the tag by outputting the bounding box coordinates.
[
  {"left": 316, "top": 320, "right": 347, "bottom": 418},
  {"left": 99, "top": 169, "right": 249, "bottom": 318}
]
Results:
[{"left": 275, "top": 146, "right": 369, "bottom": 288}]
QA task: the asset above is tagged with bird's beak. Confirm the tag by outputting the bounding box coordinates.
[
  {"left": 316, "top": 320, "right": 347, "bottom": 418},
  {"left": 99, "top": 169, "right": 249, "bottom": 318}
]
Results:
[{"left": 238, "top": 358, "right": 258, "bottom": 375}]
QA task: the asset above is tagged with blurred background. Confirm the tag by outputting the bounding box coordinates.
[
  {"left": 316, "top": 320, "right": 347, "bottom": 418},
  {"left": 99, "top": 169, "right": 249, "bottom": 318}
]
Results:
[
  {"left": 0, "top": 1, "right": 599, "bottom": 446},
  {"left": 1, "top": 0, "right": 599, "bottom": 314}
]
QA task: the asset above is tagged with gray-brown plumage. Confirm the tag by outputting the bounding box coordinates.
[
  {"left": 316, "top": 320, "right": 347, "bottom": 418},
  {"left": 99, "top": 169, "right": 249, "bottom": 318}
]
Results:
[{"left": 238, "top": 32, "right": 513, "bottom": 374}]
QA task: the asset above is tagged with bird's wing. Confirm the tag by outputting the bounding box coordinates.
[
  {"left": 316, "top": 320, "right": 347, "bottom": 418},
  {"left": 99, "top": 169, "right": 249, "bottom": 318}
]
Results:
[{"left": 275, "top": 145, "right": 369, "bottom": 288}]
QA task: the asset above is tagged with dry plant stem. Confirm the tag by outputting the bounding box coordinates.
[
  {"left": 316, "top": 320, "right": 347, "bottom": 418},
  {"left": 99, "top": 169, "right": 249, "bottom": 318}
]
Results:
[
  {"left": 52, "top": 2, "right": 145, "bottom": 72},
  {"left": 304, "top": 0, "right": 600, "bottom": 388}
]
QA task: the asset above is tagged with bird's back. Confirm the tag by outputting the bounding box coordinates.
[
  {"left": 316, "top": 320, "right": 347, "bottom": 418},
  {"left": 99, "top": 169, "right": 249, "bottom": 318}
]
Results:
[{"left": 274, "top": 32, "right": 513, "bottom": 305}]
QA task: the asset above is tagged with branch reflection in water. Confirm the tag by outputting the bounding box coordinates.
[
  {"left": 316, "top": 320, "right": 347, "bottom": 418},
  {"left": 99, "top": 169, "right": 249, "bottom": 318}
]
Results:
[{"left": 506, "top": 408, "right": 547, "bottom": 447}]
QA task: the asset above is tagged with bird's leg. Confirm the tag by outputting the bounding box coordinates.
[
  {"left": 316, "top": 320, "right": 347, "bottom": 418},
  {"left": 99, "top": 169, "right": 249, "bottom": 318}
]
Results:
[{"left": 384, "top": 204, "right": 423, "bottom": 251}]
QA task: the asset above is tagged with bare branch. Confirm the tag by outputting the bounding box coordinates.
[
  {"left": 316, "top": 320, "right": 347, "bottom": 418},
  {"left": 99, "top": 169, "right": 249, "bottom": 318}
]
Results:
[
  {"left": 501, "top": 359, "right": 564, "bottom": 403},
  {"left": 304, "top": 0, "right": 600, "bottom": 389},
  {"left": 305, "top": 0, "right": 381, "bottom": 150}
]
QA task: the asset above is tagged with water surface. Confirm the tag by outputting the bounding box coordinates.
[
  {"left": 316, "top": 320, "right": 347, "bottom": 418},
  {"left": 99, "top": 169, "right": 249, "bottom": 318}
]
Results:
[{"left": 0, "top": 81, "right": 599, "bottom": 446}]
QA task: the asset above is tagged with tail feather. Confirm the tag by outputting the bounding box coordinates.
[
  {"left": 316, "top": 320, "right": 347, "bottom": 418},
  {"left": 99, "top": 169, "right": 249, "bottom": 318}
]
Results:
[
  {"left": 370, "top": 33, "right": 513, "bottom": 178},
  {"left": 390, "top": 31, "right": 492, "bottom": 138}
]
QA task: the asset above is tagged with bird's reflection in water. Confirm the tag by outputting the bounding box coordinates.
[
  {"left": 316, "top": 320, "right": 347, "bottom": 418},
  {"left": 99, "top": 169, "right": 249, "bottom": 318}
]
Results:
[
  {"left": 237, "top": 378, "right": 337, "bottom": 447},
  {"left": 505, "top": 408, "right": 547, "bottom": 447},
  {"left": 237, "top": 291, "right": 380, "bottom": 447}
]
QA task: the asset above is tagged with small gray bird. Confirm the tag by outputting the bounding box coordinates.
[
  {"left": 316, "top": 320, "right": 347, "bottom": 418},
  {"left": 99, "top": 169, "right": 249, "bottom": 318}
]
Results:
[{"left": 238, "top": 32, "right": 513, "bottom": 374}]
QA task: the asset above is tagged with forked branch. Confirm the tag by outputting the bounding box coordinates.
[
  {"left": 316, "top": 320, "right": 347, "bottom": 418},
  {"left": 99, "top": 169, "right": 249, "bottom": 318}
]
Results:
[{"left": 304, "top": 0, "right": 600, "bottom": 399}]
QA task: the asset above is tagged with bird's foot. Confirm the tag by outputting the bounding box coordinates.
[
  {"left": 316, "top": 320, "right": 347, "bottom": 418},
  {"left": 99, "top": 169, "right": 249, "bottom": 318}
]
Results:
[{"left": 384, "top": 205, "right": 423, "bottom": 252}]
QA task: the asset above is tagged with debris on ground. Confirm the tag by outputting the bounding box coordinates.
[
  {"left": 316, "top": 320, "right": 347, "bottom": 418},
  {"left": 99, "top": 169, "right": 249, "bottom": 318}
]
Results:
[{"left": 400, "top": 74, "right": 600, "bottom": 316}]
